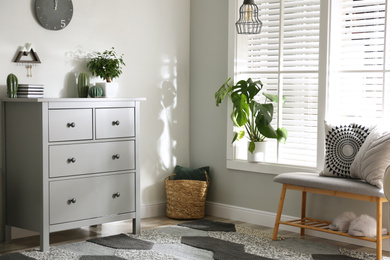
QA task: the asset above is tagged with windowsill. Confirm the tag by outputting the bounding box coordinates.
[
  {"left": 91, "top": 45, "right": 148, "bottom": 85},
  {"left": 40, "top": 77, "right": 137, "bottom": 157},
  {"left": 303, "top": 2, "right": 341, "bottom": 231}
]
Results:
[{"left": 226, "top": 159, "right": 320, "bottom": 175}]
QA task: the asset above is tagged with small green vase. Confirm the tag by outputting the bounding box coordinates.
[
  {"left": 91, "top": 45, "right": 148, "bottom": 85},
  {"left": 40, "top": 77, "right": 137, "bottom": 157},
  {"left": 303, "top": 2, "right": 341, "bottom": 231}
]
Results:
[
  {"left": 88, "top": 85, "right": 103, "bottom": 98},
  {"left": 77, "top": 72, "right": 90, "bottom": 98}
]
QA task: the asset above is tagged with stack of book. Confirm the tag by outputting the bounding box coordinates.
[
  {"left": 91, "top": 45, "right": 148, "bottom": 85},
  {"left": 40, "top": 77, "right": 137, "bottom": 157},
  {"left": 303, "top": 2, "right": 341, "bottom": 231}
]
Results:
[{"left": 17, "top": 84, "right": 44, "bottom": 98}]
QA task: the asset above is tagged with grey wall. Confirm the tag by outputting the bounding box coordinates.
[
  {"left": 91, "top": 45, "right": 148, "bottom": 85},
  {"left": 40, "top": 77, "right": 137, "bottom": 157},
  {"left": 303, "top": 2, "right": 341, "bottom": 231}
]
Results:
[
  {"left": 189, "top": 0, "right": 384, "bottom": 225},
  {"left": 189, "top": 0, "right": 291, "bottom": 218}
]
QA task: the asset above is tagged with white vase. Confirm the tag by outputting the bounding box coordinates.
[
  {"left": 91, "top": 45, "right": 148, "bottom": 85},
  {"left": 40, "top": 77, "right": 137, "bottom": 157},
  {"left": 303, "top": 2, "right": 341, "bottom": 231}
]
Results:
[
  {"left": 248, "top": 141, "right": 267, "bottom": 162},
  {"left": 96, "top": 82, "right": 119, "bottom": 98}
]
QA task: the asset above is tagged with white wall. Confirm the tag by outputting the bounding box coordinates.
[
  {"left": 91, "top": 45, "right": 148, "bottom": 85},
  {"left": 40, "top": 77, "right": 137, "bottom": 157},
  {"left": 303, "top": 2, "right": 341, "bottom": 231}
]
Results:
[{"left": 0, "top": 0, "right": 190, "bottom": 238}]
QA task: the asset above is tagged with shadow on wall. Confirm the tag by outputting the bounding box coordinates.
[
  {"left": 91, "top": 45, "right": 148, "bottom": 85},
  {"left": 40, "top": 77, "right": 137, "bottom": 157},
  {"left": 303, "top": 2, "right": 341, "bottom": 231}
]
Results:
[
  {"left": 142, "top": 57, "right": 179, "bottom": 204},
  {"left": 63, "top": 47, "right": 96, "bottom": 98},
  {"left": 157, "top": 57, "right": 179, "bottom": 174}
]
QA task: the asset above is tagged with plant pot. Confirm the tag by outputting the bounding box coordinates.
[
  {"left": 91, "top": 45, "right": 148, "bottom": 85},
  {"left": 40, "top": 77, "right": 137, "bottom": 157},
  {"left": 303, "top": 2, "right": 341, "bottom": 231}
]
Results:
[
  {"left": 248, "top": 141, "right": 267, "bottom": 162},
  {"left": 96, "top": 82, "right": 118, "bottom": 98}
]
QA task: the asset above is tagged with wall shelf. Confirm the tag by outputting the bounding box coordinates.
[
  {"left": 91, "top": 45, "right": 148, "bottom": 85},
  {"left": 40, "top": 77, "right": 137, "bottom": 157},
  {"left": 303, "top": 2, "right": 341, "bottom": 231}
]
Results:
[{"left": 14, "top": 48, "right": 41, "bottom": 64}]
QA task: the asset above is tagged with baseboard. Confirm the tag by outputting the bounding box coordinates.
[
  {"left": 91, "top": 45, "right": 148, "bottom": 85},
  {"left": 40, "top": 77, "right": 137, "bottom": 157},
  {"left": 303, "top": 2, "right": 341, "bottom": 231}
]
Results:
[
  {"left": 8, "top": 201, "right": 390, "bottom": 252},
  {"left": 205, "top": 201, "right": 390, "bottom": 251},
  {"left": 141, "top": 202, "right": 166, "bottom": 218}
]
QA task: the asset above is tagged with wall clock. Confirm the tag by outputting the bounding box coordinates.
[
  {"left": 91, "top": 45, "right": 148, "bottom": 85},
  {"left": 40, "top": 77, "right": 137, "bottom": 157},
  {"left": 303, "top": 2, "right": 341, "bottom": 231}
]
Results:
[{"left": 35, "top": 0, "right": 73, "bottom": 30}]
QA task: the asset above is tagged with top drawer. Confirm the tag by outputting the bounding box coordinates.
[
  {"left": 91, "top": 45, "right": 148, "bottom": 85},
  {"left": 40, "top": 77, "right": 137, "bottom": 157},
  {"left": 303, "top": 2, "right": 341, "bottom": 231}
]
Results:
[
  {"left": 96, "top": 108, "right": 135, "bottom": 139},
  {"left": 49, "top": 109, "right": 93, "bottom": 142}
]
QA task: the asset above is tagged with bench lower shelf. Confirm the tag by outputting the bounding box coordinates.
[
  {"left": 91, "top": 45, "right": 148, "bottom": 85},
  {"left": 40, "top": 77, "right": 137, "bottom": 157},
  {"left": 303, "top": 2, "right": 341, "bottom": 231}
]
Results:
[
  {"left": 273, "top": 177, "right": 389, "bottom": 260},
  {"left": 280, "top": 217, "right": 390, "bottom": 243}
]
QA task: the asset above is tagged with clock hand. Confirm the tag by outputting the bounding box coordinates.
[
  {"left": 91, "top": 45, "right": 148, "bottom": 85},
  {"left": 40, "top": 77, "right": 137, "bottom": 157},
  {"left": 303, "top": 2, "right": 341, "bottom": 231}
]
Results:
[{"left": 54, "top": 0, "right": 58, "bottom": 10}]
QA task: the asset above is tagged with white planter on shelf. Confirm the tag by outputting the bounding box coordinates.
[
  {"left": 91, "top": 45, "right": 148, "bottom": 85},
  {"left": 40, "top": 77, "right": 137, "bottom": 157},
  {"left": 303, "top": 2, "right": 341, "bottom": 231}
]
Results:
[
  {"left": 248, "top": 141, "right": 267, "bottom": 162},
  {"left": 96, "top": 82, "right": 119, "bottom": 98}
]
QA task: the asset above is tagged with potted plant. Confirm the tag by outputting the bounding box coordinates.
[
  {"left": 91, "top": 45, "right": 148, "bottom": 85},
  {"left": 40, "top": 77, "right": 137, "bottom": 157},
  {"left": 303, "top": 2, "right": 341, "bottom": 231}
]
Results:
[
  {"left": 215, "top": 78, "right": 287, "bottom": 161},
  {"left": 87, "top": 47, "right": 125, "bottom": 97}
]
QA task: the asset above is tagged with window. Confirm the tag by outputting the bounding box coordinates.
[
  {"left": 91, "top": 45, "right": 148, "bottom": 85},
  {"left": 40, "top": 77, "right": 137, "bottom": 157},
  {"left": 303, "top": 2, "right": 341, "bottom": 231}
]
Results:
[
  {"left": 230, "top": 0, "right": 390, "bottom": 172},
  {"left": 329, "top": 0, "right": 390, "bottom": 120},
  {"left": 234, "top": 0, "right": 321, "bottom": 168}
]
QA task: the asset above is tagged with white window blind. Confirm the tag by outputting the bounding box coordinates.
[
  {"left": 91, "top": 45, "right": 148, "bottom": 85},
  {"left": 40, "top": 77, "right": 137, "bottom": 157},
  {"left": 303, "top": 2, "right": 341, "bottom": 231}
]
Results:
[
  {"left": 329, "top": 0, "right": 389, "bottom": 120},
  {"left": 236, "top": 0, "right": 320, "bottom": 167}
]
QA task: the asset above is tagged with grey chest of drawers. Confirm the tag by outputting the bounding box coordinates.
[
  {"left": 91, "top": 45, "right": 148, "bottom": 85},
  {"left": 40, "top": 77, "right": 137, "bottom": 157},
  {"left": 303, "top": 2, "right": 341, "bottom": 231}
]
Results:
[{"left": 1, "top": 98, "right": 145, "bottom": 251}]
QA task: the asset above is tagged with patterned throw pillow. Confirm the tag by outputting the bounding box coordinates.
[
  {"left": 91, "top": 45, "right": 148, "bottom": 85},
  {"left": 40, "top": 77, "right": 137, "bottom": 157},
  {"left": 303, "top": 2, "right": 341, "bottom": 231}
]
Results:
[{"left": 320, "top": 121, "right": 371, "bottom": 178}]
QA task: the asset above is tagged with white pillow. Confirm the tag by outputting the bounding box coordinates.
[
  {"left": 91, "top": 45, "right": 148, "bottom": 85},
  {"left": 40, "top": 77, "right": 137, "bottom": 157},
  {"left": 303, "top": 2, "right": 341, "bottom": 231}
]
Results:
[
  {"left": 350, "top": 126, "right": 390, "bottom": 189},
  {"left": 320, "top": 121, "right": 371, "bottom": 178}
]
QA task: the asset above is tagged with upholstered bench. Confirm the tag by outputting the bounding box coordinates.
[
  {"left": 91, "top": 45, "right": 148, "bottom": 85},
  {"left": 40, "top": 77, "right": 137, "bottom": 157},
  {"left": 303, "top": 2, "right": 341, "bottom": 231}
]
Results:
[{"left": 272, "top": 172, "right": 389, "bottom": 260}]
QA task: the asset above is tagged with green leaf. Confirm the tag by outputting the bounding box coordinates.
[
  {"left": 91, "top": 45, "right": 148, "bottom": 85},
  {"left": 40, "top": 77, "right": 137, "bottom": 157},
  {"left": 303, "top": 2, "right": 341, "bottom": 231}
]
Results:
[
  {"left": 231, "top": 94, "right": 249, "bottom": 127},
  {"left": 263, "top": 93, "right": 278, "bottom": 103},
  {"left": 263, "top": 93, "right": 286, "bottom": 105},
  {"left": 232, "top": 78, "right": 262, "bottom": 101},
  {"left": 247, "top": 79, "right": 263, "bottom": 99},
  {"left": 258, "top": 124, "right": 278, "bottom": 139},
  {"left": 276, "top": 127, "right": 288, "bottom": 144},
  {"left": 248, "top": 141, "right": 255, "bottom": 153},
  {"left": 215, "top": 78, "right": 232, "bottom": 106},
  {"left": 232, "top": 80, "right": 248, "bottom": 99},
  {"left": 255, "top": 103, "right": 274, "bottom": 126},
  {"left": 230, "top": 111, "right": 241, "bottom": 127},
  {"left": 247, "top": 85, "right": 261, "bottom": 100},
  {"left": 232, "top": 130, "right": 245, "bottom": 143}
]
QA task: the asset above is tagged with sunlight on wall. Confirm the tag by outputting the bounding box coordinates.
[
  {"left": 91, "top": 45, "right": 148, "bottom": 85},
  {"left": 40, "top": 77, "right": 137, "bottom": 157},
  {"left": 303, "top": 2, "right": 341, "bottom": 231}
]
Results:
[{"left": 157, "top": 56, "right": 178, "bottom": 171}]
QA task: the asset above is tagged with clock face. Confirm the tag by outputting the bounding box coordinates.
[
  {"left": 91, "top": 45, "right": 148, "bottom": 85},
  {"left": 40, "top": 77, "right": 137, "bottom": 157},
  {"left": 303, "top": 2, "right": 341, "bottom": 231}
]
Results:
[{"left": 35, "top": 0, "right": 73, "bottom": 30}]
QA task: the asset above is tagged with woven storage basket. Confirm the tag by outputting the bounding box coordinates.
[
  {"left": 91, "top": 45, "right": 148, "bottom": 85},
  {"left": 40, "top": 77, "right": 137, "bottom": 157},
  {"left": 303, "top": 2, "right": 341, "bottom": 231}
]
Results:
[{"left": 164, "top": 172, "right": 209, "bottom": 219}]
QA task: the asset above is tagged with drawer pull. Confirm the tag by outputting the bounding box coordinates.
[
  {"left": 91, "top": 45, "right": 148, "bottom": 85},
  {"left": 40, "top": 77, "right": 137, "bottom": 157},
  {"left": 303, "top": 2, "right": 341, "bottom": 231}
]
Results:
[
  {"left": 113, "top": 192, "right": 121, "bottom": 198},
  {"left": 67, "top": 122, "right": 76, "bottom": 128},
  {"left": 113, "top": 154, "right": 120, "bottom": 160},
  {"left": 67, "top": 157, "right": 76, "bottom": 163},
  {"left": 67, "top": 198, "right": 77, "bottom": 204},
  {"left": 112, "top": 120, "right": 120, "bottom": 126}
]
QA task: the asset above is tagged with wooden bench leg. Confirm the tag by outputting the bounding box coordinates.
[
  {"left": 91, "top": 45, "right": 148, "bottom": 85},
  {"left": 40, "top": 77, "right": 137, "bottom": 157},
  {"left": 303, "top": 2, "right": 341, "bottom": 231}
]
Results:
[
  {"left": 273, "top": 184, "right": 287, "bottom": 240},
  {"left": 301, "top": 191, "right": 306, "bottom": 236},
  {"left": 376, "top": 197, "right": 383, "bottom": 260}
]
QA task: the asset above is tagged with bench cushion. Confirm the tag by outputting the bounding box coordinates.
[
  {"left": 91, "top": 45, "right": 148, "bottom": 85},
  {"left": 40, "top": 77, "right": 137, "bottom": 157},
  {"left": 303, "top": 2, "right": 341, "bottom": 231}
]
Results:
[{"left": 273, "top": 172, "right": 385, "bottom": 198}]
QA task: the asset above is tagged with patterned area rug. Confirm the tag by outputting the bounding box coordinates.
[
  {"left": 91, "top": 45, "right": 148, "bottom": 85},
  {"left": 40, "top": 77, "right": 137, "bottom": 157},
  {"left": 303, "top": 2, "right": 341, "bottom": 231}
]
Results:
[{"left": 0, "top": 219, "right": 384, "bottom": 260}]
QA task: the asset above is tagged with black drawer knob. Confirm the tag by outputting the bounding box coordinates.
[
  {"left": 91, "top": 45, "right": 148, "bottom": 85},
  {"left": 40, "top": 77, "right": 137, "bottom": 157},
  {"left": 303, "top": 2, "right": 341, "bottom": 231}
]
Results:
[
  {"left": 67, "top": 157, "right": 76, "bottom": 163},
  {"left": 113, "top": 192, "right": 121, "bottom": 198},
  {"left": 112, "top": 120, "right": 120, "bottom": 126},
  {"left": 113, "top": 154, "right": 120, "bottom": 160},
  {"left": 67, "top": 122, "right": 76, "bottom": 128},
  {"left": 68, "top": 198, "right": 76, "bottom": 204}
]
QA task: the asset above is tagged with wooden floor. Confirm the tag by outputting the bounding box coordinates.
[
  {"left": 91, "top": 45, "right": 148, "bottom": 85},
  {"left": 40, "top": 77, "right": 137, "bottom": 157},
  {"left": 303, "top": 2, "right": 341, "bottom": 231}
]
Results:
[{"left": 0, "top": 215, "right": 388, "bottom": 257}]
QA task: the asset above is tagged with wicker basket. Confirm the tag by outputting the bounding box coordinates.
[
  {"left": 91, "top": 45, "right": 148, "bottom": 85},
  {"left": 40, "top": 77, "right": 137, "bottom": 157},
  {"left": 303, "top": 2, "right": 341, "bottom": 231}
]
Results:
[{"left": 164, "top": 172, "right": 209, "bottom": 219}]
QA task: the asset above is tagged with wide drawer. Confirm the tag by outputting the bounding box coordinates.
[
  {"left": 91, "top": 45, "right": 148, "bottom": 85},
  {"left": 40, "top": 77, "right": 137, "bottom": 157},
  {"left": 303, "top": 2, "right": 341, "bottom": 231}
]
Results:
[
  {"left": 49, "top": 173, "right": 135, "bottom": 225},
  {"left": 96, "top": 108, "right": 135, "bottom": 139},
  {"left": 49, "top": 141, "right": 135, "bottom": 178},
  {"left": 49, "top": 109, "right": 93, "bottom": 142}
]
